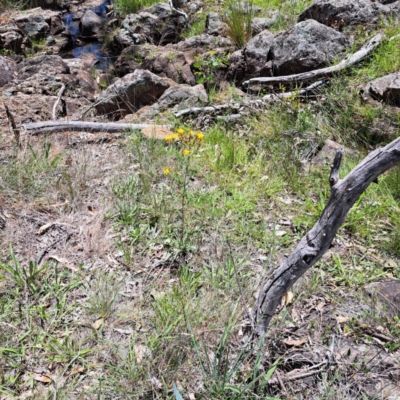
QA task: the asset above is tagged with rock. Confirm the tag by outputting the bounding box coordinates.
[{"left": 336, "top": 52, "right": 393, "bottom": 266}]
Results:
[
  {"left": 173, "top": 34, "right": 234, "bottom": 53},
  {"left": 271, "top": 19, "right": 352, "bottom": 76},
  {"left": 24, "top": 16, "right": 50, "bottom": 40},
  {"left": 79, "top": 10, "right": 104, "bottom": 37},
  {"left": 244, "top": 29, "right": 274, "bottom": 77},
  {"left": 251, "top": 15, "right": 279, "bottom": 35},
  {"left": 206, "top": 12, "right": 228, "bottom": 36},
  {"left": 46, "top": 35, "right": 56, "bottom": 46},
  {"left": 363, "top": 73, "right": 400, "bottom": 106},
  {"left": 311, "top": 139, "right": 358, "bottom": 166},
  {"left": 114, "top": 44, "right": 196, "bottom": 85},
  {"left": 363, "top": 279, "right": 400, "bottom": 317},
  {"left": 113, "top": 5, "right": 187, "bottom": 49},
  {"left": 226, "top": 50, "right": 246, "bottom": 83},
  {"left": 50, "top": 16, "right": 64, "bottom": 36},
  {"left": 298, "top": 0, "right": 395, "bottom": 28},
  {"left": 0, "top": 56, "right": 17, "bottom": 87},
  {"left": 17, "top": 55, "right": 70, "bottom": 80},
  {"left": 157, "top": 84, "right": 208, "bottom": 110},
  {"left": 141, "top": 126, "right": 175, "bottom": 139},
  {"left": 95, "top": 69, "right": 176, "bottom": 117},
  {"left": 0, "top": 24, "right": 24, "bottom": 54}
]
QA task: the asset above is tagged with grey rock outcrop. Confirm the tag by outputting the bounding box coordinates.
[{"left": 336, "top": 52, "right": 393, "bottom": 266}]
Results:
[
  {"left": 363, "top": 73, "right": 400, "bottom": 106},
  {"left": 244, "top": 29, "right": 274, "bottom": 77},
  {"left": 0, "top": 56, "right": 17, "bottom": 87},
  {"left": 0, "top": 24, "right": 24, "bottom": 54},
  {"left": 113, "top": 3, "right": 187, "bottom": 49},
  {"left": 299, "top": 0, "right": 398, "bottom": 28},
  {"left": 271, "top": 19, "right": 352, "bottom": 75},
  {"left": 206, "top": 12, "right": 228, "bottom": 36},
  {"left": 95, "top": 69, "right": 176, "bottom": 117},
  {"left": 80, "top": 10, "right": 104, "bottom": 37},
  {"left": 251, "top": 15, "right": 279, "bottom": 35}
]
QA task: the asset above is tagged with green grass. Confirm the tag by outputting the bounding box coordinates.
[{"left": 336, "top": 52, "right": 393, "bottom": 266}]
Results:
[{"left": 114, "top": 0, "right": 160, "bottom": 16}]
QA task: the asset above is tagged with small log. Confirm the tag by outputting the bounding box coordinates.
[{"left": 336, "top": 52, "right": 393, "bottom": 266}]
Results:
[
  {"left": 254, "top": 134, "right": 400, "bottom": 336},
  {"left": 243, "top": 33, "right": 384, "bottom": 88},
  {"left": 21, "top": 120, "right": 170, "bottom": 135},
  {"left": 174, "top": 80, "right": 326, "bottom": 118}
]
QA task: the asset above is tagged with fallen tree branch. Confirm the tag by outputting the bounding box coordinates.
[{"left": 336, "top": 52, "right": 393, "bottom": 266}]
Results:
[
  {"left": 243, "top": 33, "right": 384, "bottom": 88},
  {"left": 52, "top": 84, "right": 66, "bottom": 121},
  {"left": 254, "top": 134, "right": 400, "bottom": 337},
  {"left": 21, "top": 120, "right": 170, "bottom": 135},
  {"left": 168, "top": 0, "right": 189, "bottom": 22},
  {"left": 174, "top": 80, "right": 326, "bottom": 118}
]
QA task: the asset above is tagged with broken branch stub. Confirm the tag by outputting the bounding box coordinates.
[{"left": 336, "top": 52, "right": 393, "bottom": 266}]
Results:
[{"left": 254, "top": 135, "right": 400, "bottom": 337}]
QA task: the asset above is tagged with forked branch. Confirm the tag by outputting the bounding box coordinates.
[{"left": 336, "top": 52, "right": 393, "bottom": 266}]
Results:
[{"left": 254, "top": 135, "right": 400, "bottom": 336}]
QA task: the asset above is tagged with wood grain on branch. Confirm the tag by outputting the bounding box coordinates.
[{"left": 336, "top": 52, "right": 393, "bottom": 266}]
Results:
[
  {"left": 21, "top": 120, "right": 170, "bottom": 135},
  {"left": 243, "top": 33, "right": 384, "bottom": 88},
  {"left": 254, "top": 134, "right": 400, "bottom": 336},
  {"left": 174, "top": 80, "right": 326, "bottom": 118},
  {"left": 52, "top": 84, "right": 66, "bottom": 121}
]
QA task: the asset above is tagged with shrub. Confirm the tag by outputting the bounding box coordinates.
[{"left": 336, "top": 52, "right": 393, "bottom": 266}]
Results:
[
  {"left": 114, "top": 0, "right": 159, "bottom": 16},
  {"left": 223, "top": 0, "right": 255, "bottom": 49}
]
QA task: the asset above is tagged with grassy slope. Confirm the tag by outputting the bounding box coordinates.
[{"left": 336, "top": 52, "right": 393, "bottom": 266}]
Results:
[{"left": 1, "top": 0, "right": 400, "bottom": 399}]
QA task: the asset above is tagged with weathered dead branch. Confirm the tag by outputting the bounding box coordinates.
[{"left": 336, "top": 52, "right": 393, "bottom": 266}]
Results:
[
  {"left": 5, "top": 104, "right": 21, "bottom": 147},
  {"left": 243, "top": 33, "right": 384, "bottom": 88},
  {"left": 21, "top": 120, "right": 170, "bottom": 135},
  {"left": 52, "top": 84, "right": 66, "bottom": 121},
  {"left": 174, "top": 80, "right": 326, "bottom": 118},
  {"left": 254, "top": 134, "right": 400, "bottom": 336}
]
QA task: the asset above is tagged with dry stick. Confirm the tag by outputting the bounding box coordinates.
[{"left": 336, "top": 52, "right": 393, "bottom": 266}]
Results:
[
  {"left": 254, "top": 134, "right": 400, "bottom": 337},
  {"left": 242, "top": 33, "right": 384, "bottom": 88},
  {"left": 173, "top": 80, "right": 326, "bottom": 118},
  {"left": 21, "top": 120, "right": 171, "bottom": 135},
  {"left": 52, "top": 84, "right": 66, "bottom": 121},
  {"left": 4, "top": 104, "right": 21, "bottom": 147},
  {"left": 168, "top": 0, "right": 189, "bottom": 22}
]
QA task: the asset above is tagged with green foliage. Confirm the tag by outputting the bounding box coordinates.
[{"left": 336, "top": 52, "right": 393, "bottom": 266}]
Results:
[
  {"left": 193, "top": 51, "right": 230, "bottom": 86},
  {"left": 114, "top": 0, "right": 159, "bottom": 16},
  {"left": 223, "top": 0, "right": 254, "bottom": 49}
]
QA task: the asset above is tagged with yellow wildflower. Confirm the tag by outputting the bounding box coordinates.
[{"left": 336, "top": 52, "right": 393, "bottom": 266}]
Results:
[
  {"left": 196, "top": 132, "right": 205, "bottom": 140},
  {"left": 163, "top": 167, "right": 171, "bottom": 175},
  {"left": 189, "top": 130, "right": 194, "bottom": 135},
  {"left": 177, "top": 128, "right": 185, "bottom": 135},
  {"left": 182, "top": 149, "right": 192, "bottom": 156},
  {"left": 171, "top": 133, "right": 179, "bottom": 140},
  {"left": 165, "top": 135, "right": 173, "bottom": 143}
]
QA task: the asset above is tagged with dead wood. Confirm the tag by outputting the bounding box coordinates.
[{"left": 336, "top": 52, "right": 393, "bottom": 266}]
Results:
[
  {"left": 243, "top": 33, "right": 384, "bottom": 88},
  {"left": 254, "top": 134, "right": 400, "bottom": 337},
  {"left": 174, "top": 80, "right": 326, "bottom": 118},
  {"left": 52, "top": 84, "right": 66, "bottom": 121},
  {"left": 21, "top": 120, "right": 170, "bottom": 135}
]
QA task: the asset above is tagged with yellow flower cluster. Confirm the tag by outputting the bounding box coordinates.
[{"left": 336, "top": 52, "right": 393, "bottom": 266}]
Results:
[{"left": 164, "top": 127, "right": 205, "bottom": 155}]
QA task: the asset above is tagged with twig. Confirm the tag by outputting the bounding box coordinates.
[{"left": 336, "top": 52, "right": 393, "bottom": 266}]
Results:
[
  {"left": 37, "top": 234, "right": 71, "bottom": 265},
  {"left": 168, "top": 0, "right": 189, "bottom": 23},
  {"left": 52, "top": 84, "right": 66, "bottom": 121},
  {"left": 5, "top": 104, "right": 21, "bottom": 147}
]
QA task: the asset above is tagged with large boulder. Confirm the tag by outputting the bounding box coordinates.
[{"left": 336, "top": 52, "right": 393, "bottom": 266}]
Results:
[
  {"left": 95, "top": 69, "right": 176, "bottom": 117},
  {"left": 298, "top": 0, "right": 396, "bottom": 28},
  {"left": 243, "top": 29, "right": 274, "bottom": 77},
  {"left": 79, "top": 10, "right": 104, "bottom": 37},
  {"left": 23, "top": 16, "right": 50, "bottom": 39},
  {"left": 363, "top": 73, "right": 400, "bottom": 106},
  {"left": 0, "top": 24, "right": 24, "bottom": 54},
  {"left": 0, "top": 56, "right": 17, "bottom": 87},
  {"left": 271, "top": 19, "right": 352, "bottom": 76},
  {"left": 114, "top": 44, "right": 196, "bottom": 85},
  {"left": 113, "top": 3, "right": 187, "bottom": 49}
]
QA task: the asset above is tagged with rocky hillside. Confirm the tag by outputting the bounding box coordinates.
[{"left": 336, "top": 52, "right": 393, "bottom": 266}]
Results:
[{"left": 0, "top": 0, "right": 400, "bottom": 398}]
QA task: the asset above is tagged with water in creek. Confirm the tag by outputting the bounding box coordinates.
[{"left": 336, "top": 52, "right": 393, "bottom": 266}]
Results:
[{"left": 62, "top": 1, "right": 114, "bottom": 71}]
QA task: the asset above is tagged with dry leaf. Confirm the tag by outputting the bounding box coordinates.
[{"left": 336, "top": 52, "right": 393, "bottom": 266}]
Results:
[
  {"left": 134, "top": 344, "right": 148, "bottom": 363},
  {"left": 92, "top": 318, "right": 104, "bottom": 330},
  {"left": 48, "top": 255, "right": 79, "bottom": 272},
  {"left": 282, "top": 337, "right": 307, "bottom": 347},
  {"left": 67, "top": 366, "right": 85, "bottom": 377},
  {"left": 285, "top": 291, "right": 294, "bottom": 305},
  {"left": 336, "top": 316, "right": 350, "bottom": 324},
  {"left": 37, "top": 222, "right": 54, "bottom": 235},
  {"left": 33, "top": 373, "right": 53, "bottom": 383}
]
